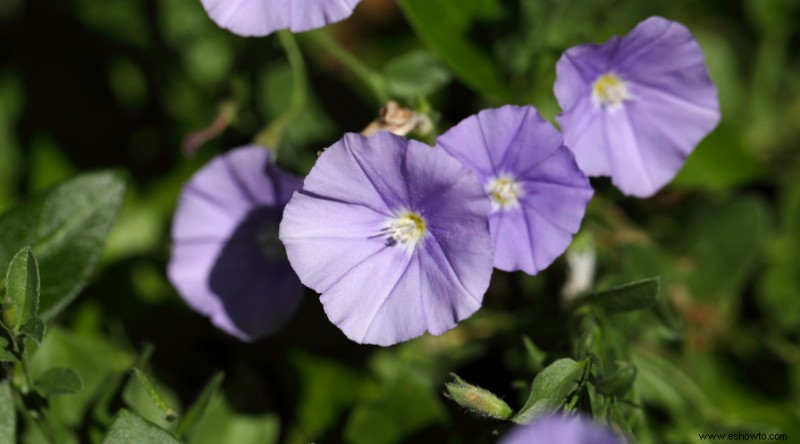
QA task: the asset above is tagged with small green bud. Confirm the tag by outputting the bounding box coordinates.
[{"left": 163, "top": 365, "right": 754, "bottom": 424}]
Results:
[
  {"left": 444, "top": 373, "right": 514, "bottom": 420},
  {"left": 1, "top": 304, "right": 17, "bottom": 330}
]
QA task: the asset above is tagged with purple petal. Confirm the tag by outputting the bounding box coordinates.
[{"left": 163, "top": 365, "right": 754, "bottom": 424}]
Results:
[
  {"left": 280, "top": 132, "right": 493, "bottom": 346},
  {"left": 300, "top": 132, "right": 414, "bottom": 215},
  {"left": 279, "top": 192, "right": 389, "bottom": 292},
  {"left": 201, "top": 0, "right": 361, "bottom": 37},
  {"left": 172, "top": 145, "right": 302, "bottom": 242},
  {"left": 554, "top": 98, "right": 610, "bottom": 177},
  {"left": 437, "top": 106, "right": 593, "bottom": 275},
  {"left": 614, "top": 17, "right": 709, "bottom": 81},
  {"left": 168, "top": 146, "right": 304, "bottom": 341},
  {"left": 555, "top": 16, "right": 720, "bottom": 197},
  {"left": 500, "top": 415, "right": 622, "bottom": 444}
]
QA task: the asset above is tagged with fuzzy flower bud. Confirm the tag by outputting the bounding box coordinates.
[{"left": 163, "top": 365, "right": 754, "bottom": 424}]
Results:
[{"left": 444, "top": 373, "right": 514, "bottom": 420}]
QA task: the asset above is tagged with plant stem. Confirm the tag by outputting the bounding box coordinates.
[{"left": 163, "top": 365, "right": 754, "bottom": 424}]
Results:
[
  {"left": 254, "top": 30, "right": 309, "bottom": 150},
  {"left": 9, "top": 337, "right": 58, "bottom": 444},
  {"left": 301, "top": 29, "right": 389, "bottom": 104}
]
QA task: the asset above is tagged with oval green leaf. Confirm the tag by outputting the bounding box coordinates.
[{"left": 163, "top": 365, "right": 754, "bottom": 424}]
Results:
[
  {"left": 35, "top": 367, "right": 84, "bottom": 397},
  {"left": 0, "top": 171, "right": 126, "bottom": 318},
  {"left": 103, "top": 409, "right": 180, "bottom": 444},
  {"left": 1, "top": 247, "right": 39, "bottom": 332},
  {"left": 511, "top": 358, "right": 587, "bottom": 424},
  {"left": 581, "top": 278, "right": 660, "bottom": 313}
]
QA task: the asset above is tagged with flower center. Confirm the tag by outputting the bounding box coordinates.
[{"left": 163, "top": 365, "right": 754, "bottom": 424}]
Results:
[
  {"left": 248, "top": 208, "right": 287, "bottom": 264},
  {"left": 592, "top": 73, "right": 629, "bottom": 109},
  {"left": 487, "top": 174, "right": 523, "bottom": 211},
  {"left": 383, "top": 210, "right": 427, "bottom": 252}
]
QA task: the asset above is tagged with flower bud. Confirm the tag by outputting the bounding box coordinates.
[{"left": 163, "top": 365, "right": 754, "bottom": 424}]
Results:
[{"left": 444, "top": 373, "right": 514, "bottom": 420}]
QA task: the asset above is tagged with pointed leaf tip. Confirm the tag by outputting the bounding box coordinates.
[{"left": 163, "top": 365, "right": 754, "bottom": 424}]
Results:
[
  {"left": 581, "top": 277, "right": 660, "bottom": 313},
  {"left": 2, "top": 247, "right": 40, "bottom": 333}
]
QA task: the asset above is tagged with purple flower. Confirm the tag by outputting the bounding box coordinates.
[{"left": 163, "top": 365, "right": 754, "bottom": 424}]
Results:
[
  {"left": 279, "top": 132, "right": 493, "bottom": 346},
  {"left": 436, "top": 106, "right": 593, "bottom": 275},
  {"left": 554, "top": 16, "right": 720, "bottom": 197},
  {"left": 168, "top": 146, "right": 304, "bottom": 341},
  {"left": 500, "top": 415, "right": 622, "bottom": 444},
  {"left": 201, "top": 0, "right": 361, "bottom": 37}
]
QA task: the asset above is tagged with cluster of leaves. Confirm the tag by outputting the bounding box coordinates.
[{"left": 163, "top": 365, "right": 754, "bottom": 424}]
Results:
[
  {"left": 443, "top": 279, "right": 657, "bottom": 438},
  {"left": 0, "top": 174, "right": 275, "bottom": 443}
]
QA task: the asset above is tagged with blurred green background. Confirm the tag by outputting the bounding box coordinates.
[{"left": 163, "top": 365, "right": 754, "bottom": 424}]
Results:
[{"left": 1, "top": 0, "right": 799, "bottom": 442}]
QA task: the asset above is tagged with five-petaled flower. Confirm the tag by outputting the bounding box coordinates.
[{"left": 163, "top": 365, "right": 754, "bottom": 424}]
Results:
[
  {"left": 169, "top": 146, "right": 304, "bottom": 341},
  {"left": 437, "top": 105, "right": 594, "bottom": 275},
  {"left": 555, "top": 16, "right": 720, "bottom": 197},
  {"left": 279, "top": 132, "right": 494, "bottom": 346},
  {"left": 201, "top": 0, "right": 361, "bottom": 37}
]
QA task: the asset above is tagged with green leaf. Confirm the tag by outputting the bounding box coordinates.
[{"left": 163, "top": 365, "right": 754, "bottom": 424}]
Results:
[
  {"left": 132, "top": 368, "right": 178, "bottom": 422},
  {"left": 522, "top": 336, "right": 546, "bottom": 372},
  {"left": 398, "top": 0, "right": 514, "bottom": 103},
  {"left": 20, "top": 317, "right": 45, "bottom": 344},
  {"left": 35, "top": 367, "right": 84, "bottom": 397},
  {"left": 511, "top": 358, "right": 587, "bottom": 424},
  {"left": 760, "top": 177, "right": 800, "bottom": 332},
  {"left": 384, "top": 50, "right": 452, "bottom": 99},
  {"left": 0, "top": 171, "right": 126, "bottom": 318},
  {"left": 673, "top": 125, "right": 764, "bottom": 191},
  {"left": 28, "top": 326, "right": 134, "bottom": 426},
  {"left": 290, "top": 351, "right": 366, "bottom": 441},
  {"left": 0, "top": 379, "right": 15, "bottom": 444},
  {"left": 680, "top": 196, "right": 768, "bottom": 320},
  {"left": 103, "top": 409, "right": 180, "bottom": 444},
  {"left": 176, "top": 372, "right": 224, "bottom": 438},
  {"left": 1, "top": 247, "right": 40, "bottom": 332},
  {"left": 345, "top": 372, "right": 448, "bottom": 444},
  {"left": 0, "top": 336, "right": 17, "bottom": 362},
  {"left": 594, "top": 362, "right": 637, "bottom": 397},
  {"left": 187, "top": 395, "right": 279, "bottom": 444},
  {"left": 259, "top": 61, "right": 337, "bottom": 174},
  {"left": 633, "top": 348, "right": 720, "bottom": 422},
  {"left": 581, "top": 278, "right": 660, "bottom": 313}
]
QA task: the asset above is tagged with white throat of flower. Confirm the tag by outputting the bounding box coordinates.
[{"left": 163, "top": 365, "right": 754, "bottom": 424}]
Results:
[
  {"left": 383, "top": 210, "right": 427, "bottom": 253},
  {"left": 592, "top": 73, "right": 630, "bottom": 110},
  {"left": 487, "top": 173, "right": 523, "bottom": 211}
]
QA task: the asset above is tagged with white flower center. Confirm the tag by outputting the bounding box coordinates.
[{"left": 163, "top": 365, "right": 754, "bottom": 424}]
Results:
[
  {"left": 383, "top": 210, "right": 427, "bottom": 253},
  {"left": 487, "top": 174, "right": 523, "bottom": 211},
  {"left": 592, "top": 73, "right": 630, "bottom": 109}
]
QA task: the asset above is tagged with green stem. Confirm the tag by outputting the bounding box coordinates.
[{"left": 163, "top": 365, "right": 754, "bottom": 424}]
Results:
[
  {"left": 7, "top": 334, "right": 32, "bottom": 392},
  {"left": 9, "top": 337, "right": 58, "bottom": 444},
  {"left": 301, "top": 29, "right": 389, "bottom": 103},
  {"left": 255, "top": 30, "right": 309, "bottom": 150}
]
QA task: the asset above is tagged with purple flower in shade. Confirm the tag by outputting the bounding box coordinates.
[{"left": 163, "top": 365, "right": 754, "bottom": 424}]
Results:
[
  {"left": 279, "top": 132, "right": 494, "bottom": 346},
  {"left": 554, "top": 16, "right": 720, "bottom": 198},
  {"left": 168, "top": 146, "right": 304, "bottom": 341},
  {"left": 201, "top": 0, "right": 361, "bottom": 37},
  {"left": 500, "top": 415, "right": 623, "bottom": 444},
  {"left": 436, "top": 105, "right": 594, "bottom": 276}
]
